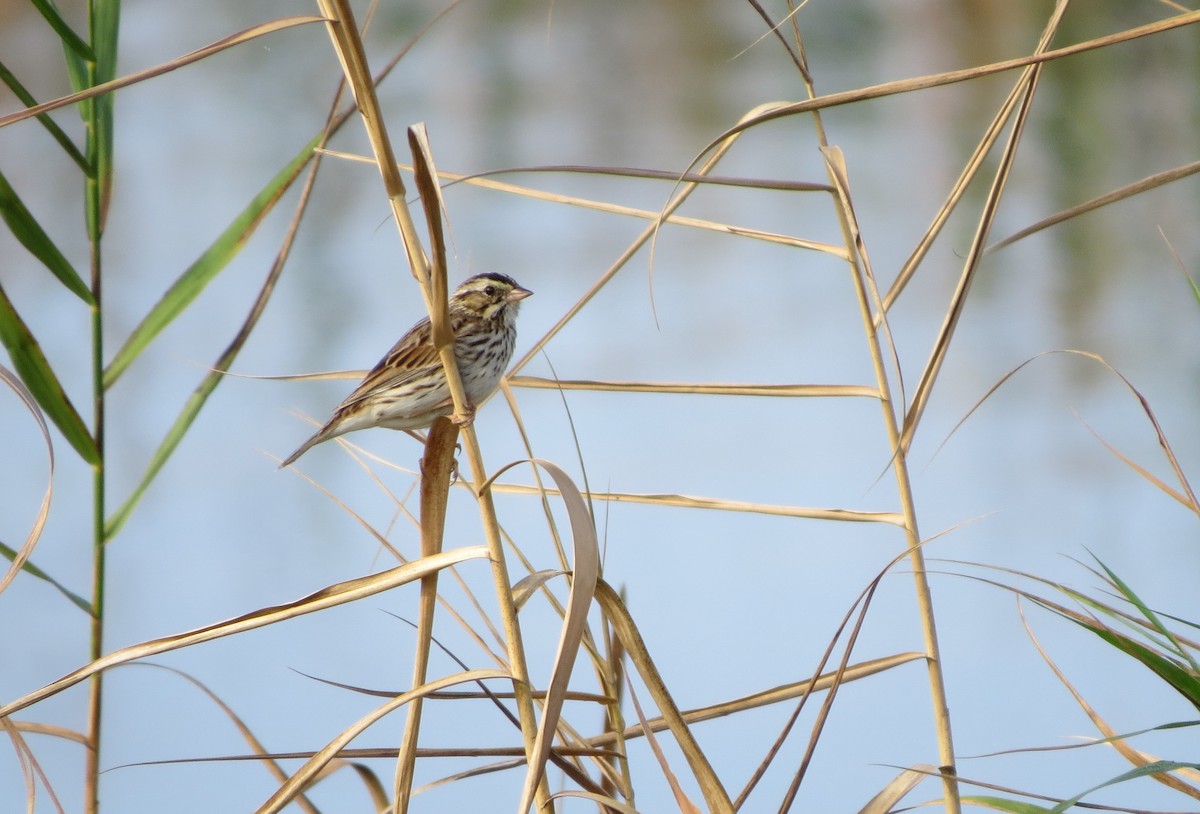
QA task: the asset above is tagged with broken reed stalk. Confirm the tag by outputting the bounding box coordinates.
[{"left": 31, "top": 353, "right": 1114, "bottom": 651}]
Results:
[{"left": 313, "top": 1, "right": 546, "bottom": 810}]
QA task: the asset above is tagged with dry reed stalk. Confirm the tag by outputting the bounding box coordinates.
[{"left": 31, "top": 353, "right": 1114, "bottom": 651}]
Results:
[{"left": 312, "top": 3, "right": 546, "bottom": 809}]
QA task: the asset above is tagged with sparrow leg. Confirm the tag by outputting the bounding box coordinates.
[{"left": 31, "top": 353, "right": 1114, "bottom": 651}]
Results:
[{"left": 449, "top": 401, "right": 477, "bottom": 427}]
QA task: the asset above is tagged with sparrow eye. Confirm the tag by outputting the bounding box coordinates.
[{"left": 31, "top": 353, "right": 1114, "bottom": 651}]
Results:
[{"left": 484, "top": 285, "right": 497, "bottom": 296}]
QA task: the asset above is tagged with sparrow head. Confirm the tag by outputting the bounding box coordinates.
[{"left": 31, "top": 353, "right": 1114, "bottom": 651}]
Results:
[{"left": 452, "top": 272, "right": 532, "bottom": 320}]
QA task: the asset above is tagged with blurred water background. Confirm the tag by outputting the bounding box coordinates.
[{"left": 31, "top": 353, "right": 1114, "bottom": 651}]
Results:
[{"left": 1, "top": 1, "right": 1199, "bottom": 811}]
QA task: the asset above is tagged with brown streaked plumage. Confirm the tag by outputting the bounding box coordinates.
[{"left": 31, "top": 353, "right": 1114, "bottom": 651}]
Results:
[{"left": 280, "top": 273, "right": 531, "bottom": 467}]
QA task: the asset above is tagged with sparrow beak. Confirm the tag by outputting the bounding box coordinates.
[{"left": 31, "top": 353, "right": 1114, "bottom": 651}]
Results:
[{"left": 507, "top": 285, "right": 533, "bottom": 303}]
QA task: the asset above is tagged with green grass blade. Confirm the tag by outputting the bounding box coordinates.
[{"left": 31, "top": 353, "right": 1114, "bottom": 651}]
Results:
[
  {"left": 1050, "top": 602, "right": 1200, "bottom": 712},
  {"left": 86, "top": 0, "right": 120, "bottom": 239},
  {"left": 106, "top": 131, "right": 326, "bottom": 538},
  {"left": 0, "top": 61, "right": 89, "bottom": 172},
  {"left": 104, "top": 363, "right": 226, "bottom": 540},
  {"left": 0, "top": 539, "right": 94, "bottom": 615},
  {"left": 1183, "top": 267, "right": 1200, "bottom": 310},
  {"left": 0, "top": 169, "right": 93, "bottom": 303},
  {"left": 0, "top": 284, "right": 99, "bottom": 464},
  {"left": 1050, "top": 761, "right": 1200, "bottom": 813},
  {"left": 103, "top": 134, "right": 319, "bottom": 389},
  {"left": 1090, "top": 554, "right": 1200, "bottom": 672},
  {"left": 28, "top": 0, "right": 96, "bottom": 62}
]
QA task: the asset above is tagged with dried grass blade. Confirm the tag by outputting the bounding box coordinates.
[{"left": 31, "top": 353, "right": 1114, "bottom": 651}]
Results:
[
  {"left": 0, "top": 365, "right": 55, "bottom": 600},
  {"left": 856, "top": 765, "right": 940, "bottom": 814},
  {"left": 883, "top": 1, "right": 1068, "bottom": 314},
  {"left": 902, "top": 27, "right": 1048, "bottom": 452},
  {"left": 883, "top": 79, "right": 1024, "bottom": 315},
  {"left": 821, "top": 145, "right": 906, "bottom": 411},
  {"left": 690, "top": 10, "right": 1200, "bottom": 155},
  {"left": 0, "top": 547, "right": 490, "bottom": 720},
  {"left": 408, "top": 125, "right": 475, "bottom": 427},
  {"left": 940, "top": 349, "right": 1198, "bottom": 514},
  {"left": 988, "top": 159, "right": 1200, "bottom": 253},
  {"left": 439, "top": 169, "right": 846, "bottom": 256},
  {"left": 0, "top": 17, "right": 327, "bottom": 131},
  {"left": 0, "top": 716, "right": 65, "bottom": 813},
  {"left": 819, "top": 123, "right": 965, "bottom": 811},
  {"left": 1078, "top": 416, "right": 1194, "bottom": 510},
  {"left": 134, "top": 664, "right": 321, "bottom": 814},
  {"left": 394, "top": 417, "right": 460, "bottom": 812},
  {"left": 587, "top": 653, "right": 924, "bottom": 745},
  {"left": 515, "top": 461, "right": 601, "bottom": 814},
  {"left": 508, "top": 377, "right": 879, "bottom": 398},
  {"left": 314, "top": 0, "right": 428, "bottom": 286},
  {"left": 511, "top": 570, "right": 568, "bottom": 611},
  {"left": 545, "top": 791, "right": 639, "bottom": 813},
  {"left": 324, "top": 151, "right": 847, "bottom": 257},
  {"left": 315, "top": 7, "right": 544, "bottom": 805},
  {"left": 595, "top": 580, "right": 733, "bottom": 813},
  {"left": 408, "top": 124, "right": 451, "bottom": 346},
  {"left": 452, "top": 163, "right": 832, "bottom": 192},
  {"left": 255, "top": 669, "right": 512, "bottom": 814},
  {"left": 627, "top": 680, "right": 703, "bottom": 813},
  {"left": 510, "top": 101, "right": 774, "bottom": 375},
  {"left": 490, "top": 483, "right": 905, "bottom": 525}
]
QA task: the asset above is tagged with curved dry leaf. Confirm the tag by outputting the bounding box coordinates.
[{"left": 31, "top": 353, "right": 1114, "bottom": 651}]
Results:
[
  {"left": 857, "top": 764, "right": 940, "bottom": 814},
  {"left": 515, "top": 459, "right": 602, "bottom": 814},
  {"left": 595, "top": 580, "right": 734, "bottom": 813},
  {"left": 0, "top": 546, "right": 490, "bottom": 720},
  {"left": 8, "top": 720, "right": 88, "bottom": 746},
  {"left": 511, "top": 569, "right": 568, "bottom": 611},
  {"left": 0, "top": 364, "right": 54, "bottom": 600},
  {"left": 938, "top": 349, "right": 1198, "bottom": 513}
]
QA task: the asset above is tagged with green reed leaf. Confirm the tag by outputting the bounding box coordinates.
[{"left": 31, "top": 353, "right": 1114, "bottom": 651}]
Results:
[
  {"left": 0, "top": 170, "right": 92, "bottom": 303},
  {"left": 104, "top": 363, "right": 227, "bottom": 540},
  {"left": 0, "top": 61, "right": 89, "bottom": 172},
  {"left": 1050, "top": 761, "right": 1200, "bottom": 814},
  {"left": 0, "top": 285, "right": 98, "bottom": 464},
  {"left": 85, "top": 0, "right": 120, "bottom": 239},
  {"left": 28, "top": 0, "right": 96, "bottom": 63},
  {"left": 0, "top": 539, "right": 94, "bottom": 615},
  {"left": 103, "top": 134, "right": 320, "bottom": 390}
]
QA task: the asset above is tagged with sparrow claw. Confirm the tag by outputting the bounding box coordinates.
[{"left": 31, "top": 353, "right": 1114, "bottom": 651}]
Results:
[{"left": 449, "top": 402, "right": 477, "bottom": 427}]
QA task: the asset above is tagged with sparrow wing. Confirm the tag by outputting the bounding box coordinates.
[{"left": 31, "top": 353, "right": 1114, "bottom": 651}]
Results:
[{"left": 337, "top": 316, "right": 442, "bottom": 410}]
